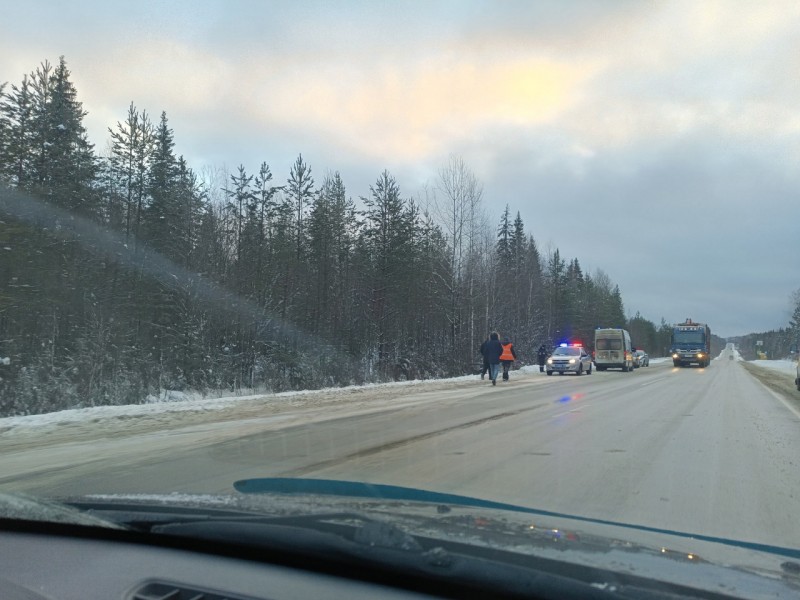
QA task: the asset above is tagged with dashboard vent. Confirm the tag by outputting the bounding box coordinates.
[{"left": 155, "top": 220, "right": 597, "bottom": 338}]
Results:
[{"left": 131, "top": 581, "right": 261, "bottom": 600}]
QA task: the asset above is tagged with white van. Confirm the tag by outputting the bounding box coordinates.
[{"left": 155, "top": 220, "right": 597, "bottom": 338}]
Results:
[{"left": 593, "top": 328, "right": 634, "bottom": 372}]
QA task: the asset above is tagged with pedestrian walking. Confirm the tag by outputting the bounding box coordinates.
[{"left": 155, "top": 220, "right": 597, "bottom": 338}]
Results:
[
  {"left": 485, "top": 332, "right": 503, "bottom": 386},
  {"left": 537, "top": 344, "right": 548, "bottom": 373},
  {"left": 500, "top": 336, "right": 517, "bottom": 381},
  {"left": 479, "top": 335, "right": 491, "bottom": 380}
]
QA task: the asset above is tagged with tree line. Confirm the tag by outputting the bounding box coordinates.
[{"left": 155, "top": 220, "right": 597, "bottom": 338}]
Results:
[
  {"left": 2, "top": 56, "right": 663, "bottom": 417},
  {"left": 730, "top": 290, "right": 800, "bottom": 360}
]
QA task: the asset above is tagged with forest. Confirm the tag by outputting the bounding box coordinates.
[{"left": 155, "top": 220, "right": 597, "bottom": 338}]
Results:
[{"left": 1, "top": 57, "right": 682, "bottom": 417}]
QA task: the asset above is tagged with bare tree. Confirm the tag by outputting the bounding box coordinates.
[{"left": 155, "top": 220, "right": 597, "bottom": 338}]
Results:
[{"left": 430, "top": 155, "right": 485, "bottom": 366}]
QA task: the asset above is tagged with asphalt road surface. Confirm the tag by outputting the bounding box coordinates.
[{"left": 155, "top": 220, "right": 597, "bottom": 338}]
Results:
[{"left": 3, "top": 355, "right": 800, "bottom": 549}]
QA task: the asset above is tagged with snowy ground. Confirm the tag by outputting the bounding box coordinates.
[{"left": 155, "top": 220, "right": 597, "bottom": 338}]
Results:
[
  {"left": 4, "top": 355, "right": 800, "bottom": 553},
  {"left": 0, "top": 361, "right": 675, "bottom": 433},
  {"left": 0, "top": 372, "right": 486, "bottom": 437},
  {"left": 0, "top": 356, "right": 735, "bottom": 439},
  {"left": 749, "top": 359, "right": 798, "bottom": 376}
]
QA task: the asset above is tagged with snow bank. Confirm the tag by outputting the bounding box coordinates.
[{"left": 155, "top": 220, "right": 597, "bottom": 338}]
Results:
[
  {"left": 0, "top": 373, "right": 478, "bottom": 431},
  {"left": 749, "top": 359, "right": 798, "bottom": 376}
]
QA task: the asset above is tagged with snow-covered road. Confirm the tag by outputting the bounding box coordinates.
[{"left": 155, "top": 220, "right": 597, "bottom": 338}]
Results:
[{"left": 2, "top": 358, "right": 800, "bottom": 550}]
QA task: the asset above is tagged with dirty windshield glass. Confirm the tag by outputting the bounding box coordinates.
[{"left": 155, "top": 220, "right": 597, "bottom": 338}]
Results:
[{"left": 2, "top": 2, "right": 800, "bottom": 597}]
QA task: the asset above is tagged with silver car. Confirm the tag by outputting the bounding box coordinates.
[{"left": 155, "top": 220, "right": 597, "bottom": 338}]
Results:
[
  {"left": 546, "top": 344, "right": 593, "bottom": 376},
  {"left": 633, "top": 350, "right": 649, "bottom": 367}
]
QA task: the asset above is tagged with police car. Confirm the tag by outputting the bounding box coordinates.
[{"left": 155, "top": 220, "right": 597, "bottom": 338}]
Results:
[{"left": 546, "top": 343, "right": 593, "bottom": 376}]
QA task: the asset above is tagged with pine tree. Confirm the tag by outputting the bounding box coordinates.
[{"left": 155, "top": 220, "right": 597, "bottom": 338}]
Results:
[
  {"left": 544, "top": 248, "right": 567, "bottom": 344},
  {"left": 564, "top": 258, "right": 585, "bottom": 341},
  {"left": 225, "top": 165, "right": 255, "bottom": 293},
  {"left": 143, "top": 111, "right": 179, "bottom": 259},
  {"left": 524, "top": 234, "right": 545, "bottom": 344},
  {"left": 287, "top": 153, "right": 314, "bottom": 261},
  {"left": 173, "top": 156, "right": 206, "bottom": 268},
  {"left": 496, "top": 205, "right": 512, "bottom": 266},
  {"left": 250, "top": 162, "right": 282, "bottom": 307},
  {"left": 307, "top": 172, "right": 356, "bottom": 338},
  {"left": 22, "top": 58, "right": 97, "bottom": 214},
  {"left": 0, "top": 82, "right": 11, "bottom": 182},
  {"left": 277, "top": 154, "right": 314, "bottom": 326},
  {"left": 108, "top": 102, "right": 153, "bottom": 241},
  {"left": 788, "top": 289, "right": 800, "bottom": 349},
  {"left": 0, "top": 76, "right": 35, "bottom": 186},
  {"left": 361, "top": 170, "right": 414, "bottom": 373}
]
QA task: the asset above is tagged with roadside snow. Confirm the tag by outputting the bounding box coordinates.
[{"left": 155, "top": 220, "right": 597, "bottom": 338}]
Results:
[
  {"left": 1, "top": 357, "right": 690, "bottom": 436},
  {"left": 749, "top": 359, "right": 798, "bottom": 376},
  {"left": 0, "top": 374, "right": 477, "bottom": 432}
]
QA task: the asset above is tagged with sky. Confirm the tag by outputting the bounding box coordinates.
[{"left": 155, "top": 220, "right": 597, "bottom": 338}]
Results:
[{"left": 2, "top": 0, "right": 799, "bottom": 338}]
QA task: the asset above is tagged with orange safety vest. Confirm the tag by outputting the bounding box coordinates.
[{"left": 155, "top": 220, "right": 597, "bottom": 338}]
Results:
[{"left": 499, "top": 342, "right": 515, "bottom": 361}]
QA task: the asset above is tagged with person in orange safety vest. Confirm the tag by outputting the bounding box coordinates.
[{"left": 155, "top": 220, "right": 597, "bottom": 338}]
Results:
[{"left": 499, "top": 337, "right": 517, "bottom": 381}]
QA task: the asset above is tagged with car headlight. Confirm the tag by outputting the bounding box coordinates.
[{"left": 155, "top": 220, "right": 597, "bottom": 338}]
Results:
[
  {"left": 697, "top": 353, "right": 704, "bottom": 358},
  {"left": 547, "top": 358, "right": 553, "bottom": 365},
  {"left": 569, "top": 358, "right": 576, "bottom": 364},
  {"left": 672, "top": 353, "right": 679, "bottom": 359}
]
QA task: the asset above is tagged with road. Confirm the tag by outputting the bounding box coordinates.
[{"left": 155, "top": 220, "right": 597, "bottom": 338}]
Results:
[{"left": 2, "top": 356, "right": 800, "bottom": 549}]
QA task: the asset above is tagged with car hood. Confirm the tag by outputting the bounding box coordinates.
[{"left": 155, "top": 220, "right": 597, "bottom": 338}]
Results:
[{"left": 3, "top": 479, "right": 800, "bottom": 599}]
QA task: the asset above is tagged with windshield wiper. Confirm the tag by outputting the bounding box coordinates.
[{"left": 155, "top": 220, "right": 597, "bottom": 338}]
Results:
[
  {"left": 235, "top": 478, "right": 800, "bottom": 560},
  {"left": 62, "top": 496, "right": 768, "bottom": 600}
]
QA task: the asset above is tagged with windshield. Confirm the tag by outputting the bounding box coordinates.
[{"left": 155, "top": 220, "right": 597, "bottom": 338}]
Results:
[
  {"left": 672, "top": 331, "right": 706, "bottom": 345},
  {"left": 2, "top": 3, "right": 800, "bottom": 597},
  {"left": 553, "top": 347, "right": 581, "bottom": 356}
]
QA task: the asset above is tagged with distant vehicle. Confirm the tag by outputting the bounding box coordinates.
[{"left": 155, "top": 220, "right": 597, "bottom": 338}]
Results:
[
  {"left": 670, "top": 319, "right": 711, "bottom": 367},
  {"left": 633, "top": 350, "right": 649, "bottom": 367},
  {"left": 593, "top": 328, "right": 634, "bottom": 372},
  {"left": 546, "top": 343, "right": 593, "bottom": 376}
]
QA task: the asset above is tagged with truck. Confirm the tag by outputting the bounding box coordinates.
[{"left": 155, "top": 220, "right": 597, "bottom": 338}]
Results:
[
  {"left": 670, "top": 319, "right": 712, "bottom": 367},
  {"left": 593, "top": 328, "right": 634, "bottom": 372}
]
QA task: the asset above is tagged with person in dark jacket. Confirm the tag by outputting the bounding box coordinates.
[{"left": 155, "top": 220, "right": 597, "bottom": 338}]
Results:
[
  {"left": 479, "top": 336, "right": 491, "bottom": 380},
  {"left": 485, "top": 331, "right": 504, "bottom": 385},
  {"left": 500, "top": 336, "right": 517, "bottom": 381},
  {"left": 536, "top": 344, "right": 548, "bottom": 373}
]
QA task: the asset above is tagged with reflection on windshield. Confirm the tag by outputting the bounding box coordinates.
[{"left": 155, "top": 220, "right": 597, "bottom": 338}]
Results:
[{"left": 3, "top": 6, "right": 800, "bottom": 596}]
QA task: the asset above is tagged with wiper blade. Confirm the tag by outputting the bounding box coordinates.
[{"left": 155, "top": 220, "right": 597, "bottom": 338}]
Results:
[
  {"left": 67, "top": 498, "right": 423, "bottom": 553},
  {"left": 236, "top": 478, "right": 800, "bottom": 560},
  {"left": 75, "top": 499, "right": 738, "bottom": 600}
]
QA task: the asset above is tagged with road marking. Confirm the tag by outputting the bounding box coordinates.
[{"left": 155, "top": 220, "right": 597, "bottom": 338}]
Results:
[
  {"left": 639, "top": 377, "right": 669, "bottom": 387},
  {"left": 552, "top": 404, "right": 590, "bottom": 418},
  {"left": 763, "top": 385, "right": 800, "bottom": 420}
]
